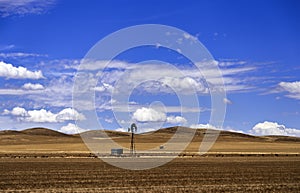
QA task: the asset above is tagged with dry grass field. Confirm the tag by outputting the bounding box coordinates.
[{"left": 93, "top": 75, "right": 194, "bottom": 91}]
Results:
[
  {"left": 0, "top": 127, "right": 299, "bottom": 155},
  {"left": 0, "top": 127, "right": 299, "bottom": 192}
]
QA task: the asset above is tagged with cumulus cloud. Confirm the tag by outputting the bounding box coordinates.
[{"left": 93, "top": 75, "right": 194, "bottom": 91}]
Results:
[
  {"left": 22, "top": 83, "right": 44, "bottom": 90},
  {"left": 3, "top": 107, "right": 85, "bottom": 123},
  {"left": 166, "top": 116, "right": 187, "bottom": 124},
  {"left": 250, "top": 121, "right": 300, "bottom": 137},
  {"left": 132, "top": 107, "right": 166, "bottom": 122},
  {"left": 55, "top": 108, "right": 85, "bottom": 122},
  {"left": 190, "top": 123, "right": 217, "bottom": 129},
  {"left": 58, "top": 123, "right": 87, "bottom": 134},
  {"left": 3, "top": 107, "right": 57, "bottom": 122},
  {"left": 132, "top": 107, "right": 186, "bottom": 124},
  {"left": 278, "top": 81, "right": 300, "bottom": 100},
  {"left": 0, "top": 0, "right": 56, "bottom": 17},
  {"left": 0, "top": 61, "right": 44, "bottom": 79},
  {"left": 3, "top": 106, "right": 28, "bottom": 117}
]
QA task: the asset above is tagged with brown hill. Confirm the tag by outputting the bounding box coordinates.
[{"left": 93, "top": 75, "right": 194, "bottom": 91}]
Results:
[
  {"left": 147, "top": 126, "right": 264, "bottom": 142},
  {"left": 0, "top": 126, "right": 299, "bottom": 154},
  {"left": 0, "top": 130, "right": 22, "bottom": 135},
  {"left": 1, "top": 126, "right": 299, "bottom": 142},
  {"left": 21, "top": 127, "right": 70, "bottom": 137},
  {"left": 0, "top": 127, "right": 80, "bottom": 146},
  {"left": 263, "top": 135, "right": 300, "bottom": 142},
  {"left": 80, "top": 130, "right": 130, "bottom": 138},
  {"left": 153, "top": 126, "right": 300, "bottom": 142}
]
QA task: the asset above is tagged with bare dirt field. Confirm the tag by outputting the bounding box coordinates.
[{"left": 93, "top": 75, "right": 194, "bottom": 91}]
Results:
[{"left": 0, "top": 157, "right": 299, "bottom": 192}]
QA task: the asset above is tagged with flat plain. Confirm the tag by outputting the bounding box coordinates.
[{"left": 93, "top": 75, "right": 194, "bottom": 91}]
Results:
[{"left": 0, "top": 127, "right": 299, "bottom": 192}]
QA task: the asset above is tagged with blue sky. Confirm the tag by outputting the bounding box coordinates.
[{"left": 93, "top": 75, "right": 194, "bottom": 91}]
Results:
[{"left": 0, "top": 0, "right": 300, "bottom": 136}]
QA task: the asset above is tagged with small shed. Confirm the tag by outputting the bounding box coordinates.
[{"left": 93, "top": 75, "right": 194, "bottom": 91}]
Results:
[{"left": 111, "top": 148, "right": 123, "bottom": 156}]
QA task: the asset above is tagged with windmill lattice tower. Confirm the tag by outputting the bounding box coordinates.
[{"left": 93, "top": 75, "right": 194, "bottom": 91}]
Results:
[{"left": 128, "top": 123, "right": 137, "bottom": 156}]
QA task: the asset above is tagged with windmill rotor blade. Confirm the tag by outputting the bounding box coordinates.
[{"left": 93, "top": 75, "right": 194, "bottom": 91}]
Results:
[{"left": 131, "top": 123, "right": 137, "bottom": 130}]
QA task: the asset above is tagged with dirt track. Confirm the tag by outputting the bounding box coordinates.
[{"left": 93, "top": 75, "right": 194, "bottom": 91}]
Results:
[{"left": 0, "top": 157, "right": 299, "bottom": 192}]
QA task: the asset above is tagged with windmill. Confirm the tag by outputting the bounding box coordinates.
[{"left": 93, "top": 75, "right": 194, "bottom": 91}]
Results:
[{"left": 128, "top": 123, "right": 137, "bottom": 156}]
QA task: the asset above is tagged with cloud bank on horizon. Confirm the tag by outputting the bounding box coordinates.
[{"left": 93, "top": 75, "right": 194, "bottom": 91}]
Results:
[
  {"left": 1, "top": 59, "right": 299, "bottom": 136},
  {"left": 0, "top": 0, "right": 299, "bottom": 136}
]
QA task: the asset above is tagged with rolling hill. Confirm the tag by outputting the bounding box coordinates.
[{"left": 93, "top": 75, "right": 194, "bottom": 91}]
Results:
[{"left": 0, "top": 126, "right": 299, "bottom": 155}]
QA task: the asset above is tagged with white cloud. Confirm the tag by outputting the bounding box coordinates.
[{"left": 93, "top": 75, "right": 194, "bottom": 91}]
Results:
[
  {"left": 223, "top": 98, "right": 232, "bottom": 104},
  {"left": 132, "top": 107, "right": 166, "bottom": 122},
  {"left": 93, "top": 83, "right": 114, "bottom": 93},
  {"left": 97, "top": 98, "right": 206, "bottom": 113},
  {"left": 227, "top": 129, "right": 244, "bottom": 134},
  {"left": 3, "top": 106, "right": 28, "bottom": 116},
  {"left": 110, "top": 60, "right": 255, "bottom": 94},
  {"left": 132, "top": 107, "right": 187, "bottom": 124},
  {"left": 8, "top": 107, "right": 57, "bottom": 122},
  {"left": 0, "top": 88, "right": 41, "bottom": 95},
  {"left": 160, "top": 76, "right": 208, "bottom": 93},
  {"left": 72, "top": 59, "right": 256, "bottom": 97},
  {"left": 190, "top": 123, "right": 244, "bottom": 134},
  {"left": 278, "top": 81, "right": 300, "bottom": 100},
  {"left": 218, "top": 59, "right": 247, "bottom": 67},
  {"left": 23, "top": 75, "right": 74, "bottom": 108},
  {"left": 0, "top": 44, "right": 15, "bottom": 51},
  {"left": 166, "top": 116, "right": 187, "bottom": 124},
  {"left": 93, "top": 86, "right": 105, "bottom": 92},
  {"left": 183, "top": 33, "right": 198, "bottom": 42},
  {"left": 58, "top": 123, "right": 87, "bottom": 134},
  {"left": 0, "top": 52, "right": 47, "bottom": 58},
  {"left": 223, "top": 126, "right": 244, "bottom": 134},
  {"left": 0, "top": 58, "right": 258, "bottom": 115},
  {"left": 78, "top": 59, "right": 129, "bottom": 71},
  {"left": 0, "top": 0, "right": 56, "bottom": 17},
  {"left": 0, "top": 59, "right": 257, "bottom": 110},
  {"left": 22, "top": 83, "right": 44, "bottom": 90},
  {"left": 55, "top": 108, "right": 86, "bottom": 122},
  {"left": 0, "top": 83, "right": 44, "bottom": 95},
  {"left": 104, "top": 118, "right": 113, "bottom": 123},
  {"left": 250, "top": 121, "right": 300, "bottom": 137},
  {"left": 3, "top": 107, "right": 85, "bottom": 123},
  {"left": 190, "top": 123, "right": 217, "bottom": 129},
  {"left": 0, "top": 61, "right": 44, "bottom": 79},
  {"left": 116, "top": 128, "right": 127, "bottom": 132}
]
